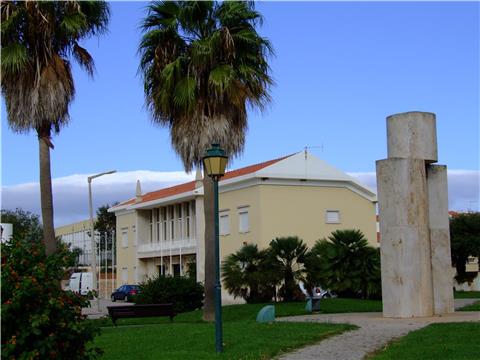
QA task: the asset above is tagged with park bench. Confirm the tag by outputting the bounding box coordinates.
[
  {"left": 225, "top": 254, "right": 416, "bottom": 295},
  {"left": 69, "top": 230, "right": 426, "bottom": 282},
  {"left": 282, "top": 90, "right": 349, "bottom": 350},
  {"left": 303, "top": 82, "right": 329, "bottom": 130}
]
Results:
[{"left": 107, "top": 303, "right": 176, "bottom": 325}]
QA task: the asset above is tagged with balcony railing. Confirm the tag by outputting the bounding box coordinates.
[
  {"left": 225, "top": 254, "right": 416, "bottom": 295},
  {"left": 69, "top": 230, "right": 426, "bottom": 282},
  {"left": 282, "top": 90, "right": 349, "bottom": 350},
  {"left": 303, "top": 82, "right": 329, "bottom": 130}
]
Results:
[{"left": 138, "top": 238, "right": 196, "bottom": 254}]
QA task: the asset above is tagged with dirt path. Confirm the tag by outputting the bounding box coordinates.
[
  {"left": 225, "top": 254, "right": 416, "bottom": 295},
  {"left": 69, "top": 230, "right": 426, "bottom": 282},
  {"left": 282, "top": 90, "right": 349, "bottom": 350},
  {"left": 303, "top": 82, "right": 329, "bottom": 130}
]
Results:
[{"left": 276, "top": 299, "right": 479, "bottom": 360}]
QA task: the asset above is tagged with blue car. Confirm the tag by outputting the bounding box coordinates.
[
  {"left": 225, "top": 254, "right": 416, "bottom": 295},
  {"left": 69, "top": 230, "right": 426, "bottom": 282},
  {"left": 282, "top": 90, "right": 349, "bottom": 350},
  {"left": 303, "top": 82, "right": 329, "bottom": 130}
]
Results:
[{"left": 111, "top": 284, "right": 140, "bottom": 302}]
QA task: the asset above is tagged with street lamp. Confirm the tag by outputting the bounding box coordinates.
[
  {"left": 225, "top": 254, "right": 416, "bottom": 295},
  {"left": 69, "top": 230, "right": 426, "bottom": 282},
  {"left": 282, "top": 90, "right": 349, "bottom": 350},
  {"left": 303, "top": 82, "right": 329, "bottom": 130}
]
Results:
[
  {"left": 88, "top": 170, "right": 117, "bottom": 311},
  {"left": 202, "top": 144, "right": 228, "bottom": 353}
]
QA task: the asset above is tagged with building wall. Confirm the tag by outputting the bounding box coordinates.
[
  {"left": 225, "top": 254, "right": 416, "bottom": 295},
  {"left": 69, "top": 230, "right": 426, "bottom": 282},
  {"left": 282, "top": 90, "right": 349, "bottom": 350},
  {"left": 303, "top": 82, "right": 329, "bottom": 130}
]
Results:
[
  {"left": 216, "top": 183, "right": 377, "bottom": 261},
  {"left": 115, "top": 211, "right": 136, "bottom": 285},
  {"left": 257, "top": 184, "right": 377, "bottom": 248},
  {"left": 218, "top": 185, "right": 262, "bottom": 263},
  {"left": 55, "top": 219, "right": 93, "bottom": 236}
]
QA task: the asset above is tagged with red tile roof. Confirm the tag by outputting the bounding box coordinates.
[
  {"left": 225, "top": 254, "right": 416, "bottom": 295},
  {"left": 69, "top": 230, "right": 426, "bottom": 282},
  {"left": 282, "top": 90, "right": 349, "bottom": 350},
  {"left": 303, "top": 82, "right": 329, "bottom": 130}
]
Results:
[{"left": 113, "top": 154, "right": 293, "bottom": 209}]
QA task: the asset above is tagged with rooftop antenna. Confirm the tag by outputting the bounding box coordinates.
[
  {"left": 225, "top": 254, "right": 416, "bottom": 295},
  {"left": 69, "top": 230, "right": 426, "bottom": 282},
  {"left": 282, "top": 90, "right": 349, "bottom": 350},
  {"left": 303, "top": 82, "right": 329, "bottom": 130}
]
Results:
[{"left": 304, "top": 145, "right": 325, "bottom": 159}]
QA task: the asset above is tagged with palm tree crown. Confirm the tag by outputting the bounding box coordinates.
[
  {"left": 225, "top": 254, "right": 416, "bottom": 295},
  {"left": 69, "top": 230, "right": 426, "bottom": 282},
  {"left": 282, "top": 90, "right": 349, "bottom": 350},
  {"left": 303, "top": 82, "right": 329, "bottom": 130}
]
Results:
[
  {"left": 305, "top": 229, "right": 381, "bottom": 299},
  {"left": 269, "top": 236, "right": 308, "bottom": 301},
  {"left": 138, "top": 0, "right": 273, "bottom": 171},
  {"left": 222, "top": 244, "right": 277, "bottom": 303},
  {"left": 1, "top": 1, "right": 109, "bottom": 135}
]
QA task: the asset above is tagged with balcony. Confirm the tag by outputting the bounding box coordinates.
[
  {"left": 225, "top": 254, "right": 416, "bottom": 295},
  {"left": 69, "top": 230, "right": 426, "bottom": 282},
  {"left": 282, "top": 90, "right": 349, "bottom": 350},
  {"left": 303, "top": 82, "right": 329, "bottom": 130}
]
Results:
[{"left": 137, "top": 238, "right": 196, "bottom": 259}]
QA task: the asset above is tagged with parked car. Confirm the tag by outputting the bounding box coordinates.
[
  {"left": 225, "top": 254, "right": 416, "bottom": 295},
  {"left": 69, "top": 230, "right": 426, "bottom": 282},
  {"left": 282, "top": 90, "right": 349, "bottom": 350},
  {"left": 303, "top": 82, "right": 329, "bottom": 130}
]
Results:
[
  {"left": 111, "top": 285, "right": 140, "bottom": 302},
  {"left": 299, "top": 281, "right": 335, "bottom": 299}
]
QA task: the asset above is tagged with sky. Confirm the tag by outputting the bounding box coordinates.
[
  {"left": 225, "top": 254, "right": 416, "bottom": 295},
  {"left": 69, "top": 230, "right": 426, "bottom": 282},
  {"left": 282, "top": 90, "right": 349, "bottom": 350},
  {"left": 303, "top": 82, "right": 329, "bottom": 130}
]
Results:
[{"left": 1, "top": 1, "right": 479, "bottom": 225}]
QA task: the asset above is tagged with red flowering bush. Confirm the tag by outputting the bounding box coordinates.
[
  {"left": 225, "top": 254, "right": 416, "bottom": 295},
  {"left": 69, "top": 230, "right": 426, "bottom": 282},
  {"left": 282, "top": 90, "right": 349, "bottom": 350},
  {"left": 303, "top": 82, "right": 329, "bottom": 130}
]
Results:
[{"left": 1, "top": 236, "right": 102, "bottom": 360}]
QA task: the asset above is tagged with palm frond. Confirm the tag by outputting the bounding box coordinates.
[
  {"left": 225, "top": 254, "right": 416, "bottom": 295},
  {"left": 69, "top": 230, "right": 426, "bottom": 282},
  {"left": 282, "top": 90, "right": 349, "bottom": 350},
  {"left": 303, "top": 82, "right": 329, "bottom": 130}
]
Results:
[
  {"left": 1, "top": 43, "right": 29, "bottom": 73},
  {"left": 72, "top": 43, "right": 94, "bottom": 76}
]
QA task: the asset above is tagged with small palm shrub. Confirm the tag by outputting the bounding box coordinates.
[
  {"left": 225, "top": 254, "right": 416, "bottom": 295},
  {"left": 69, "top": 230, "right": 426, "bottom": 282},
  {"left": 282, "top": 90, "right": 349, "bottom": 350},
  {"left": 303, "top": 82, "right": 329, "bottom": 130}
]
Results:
[
  {"left": 305, "top": 229, "right": 381, "bottom": 299},
  {"left": 269, "top": 236, "right": 308, "bottom": 302},
  {"left": 135, "top": 276, "right": 204, "bottom": 313},
  {"left": 1, "top": 236, "right": 101, "bottom": 360},
  {"left": 222, "top": 244, "right": 280, "bottom": 303}
]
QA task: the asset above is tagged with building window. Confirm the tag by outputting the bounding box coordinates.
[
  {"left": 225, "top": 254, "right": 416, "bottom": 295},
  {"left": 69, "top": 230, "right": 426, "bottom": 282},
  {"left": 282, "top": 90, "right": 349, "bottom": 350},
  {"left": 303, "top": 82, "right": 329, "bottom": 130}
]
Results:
[
  {"left": 220, "top": 211, "right": 230, "bottom": 236},
  {"left": 169, "top": 205, "right": 175, "bottom": 241},
  {"left": 149, "top": 211, "right": 153, "bottom": 243},
  {"left": 325, "top": 210, "right": 341, "bottom": 224},
  {"left": 184, "top": 202, "right": 191, "bottom": 238},
  {"left": 238, "top": 207, "right": 249, "bottom": 233},
  {"left": 173, "top": 264, "right": 181, "bottom": 277},
  {"left": 161, "top": 207, "right": 167, "bottom": 242},
  {"left": 121, "top": 267, "right": 128, "bottom": 284},
  {"left": 177, "top": 204, "right": 183, "bottom": 240},
  {"left": 132, "top": 225, "right": 137, "bottom": 246},
  {"left": 122, "top": 229, "right": 128, "bottom": 248},
  {"left": 158, "top": 265, "right": 165, "bottom": 276}
]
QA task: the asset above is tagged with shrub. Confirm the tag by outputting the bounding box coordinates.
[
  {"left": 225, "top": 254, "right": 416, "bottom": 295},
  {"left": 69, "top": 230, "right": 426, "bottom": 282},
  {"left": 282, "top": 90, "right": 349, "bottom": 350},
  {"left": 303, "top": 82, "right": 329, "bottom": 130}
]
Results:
[
  {"left": 135, "top": 275, "right": 204, "bottom": 313},
  {"left": 450, "top": 212, "right": 480, "bottom": 284},
  {"left": 222, "top": 244, "right": 279, "bottom": 303},
  {"left": 1, "top": 236, "right": 101, "bottom": 360},
  {"left": 269, "top": 236, "right": 308, "bottom": 302},
  {"left": 305, "top": 229, "right": 381, "bottom": 299}
]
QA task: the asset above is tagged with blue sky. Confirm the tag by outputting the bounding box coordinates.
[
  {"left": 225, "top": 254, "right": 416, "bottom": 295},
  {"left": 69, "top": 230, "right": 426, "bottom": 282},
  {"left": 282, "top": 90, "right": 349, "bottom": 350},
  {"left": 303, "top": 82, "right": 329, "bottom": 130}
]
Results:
[{"left": 1, "top": 1, "right": 479, "bottom": 223}]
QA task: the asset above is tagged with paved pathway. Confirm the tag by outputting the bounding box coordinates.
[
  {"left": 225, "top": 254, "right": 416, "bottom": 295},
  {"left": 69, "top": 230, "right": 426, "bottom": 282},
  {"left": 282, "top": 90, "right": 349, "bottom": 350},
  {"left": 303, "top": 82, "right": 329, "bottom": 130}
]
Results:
[
  {"left": 82, "top": 298, "right": 134, "bottom": 319},
  {"left": 276, "top": 299, "right": 479, "bottom": 360}
]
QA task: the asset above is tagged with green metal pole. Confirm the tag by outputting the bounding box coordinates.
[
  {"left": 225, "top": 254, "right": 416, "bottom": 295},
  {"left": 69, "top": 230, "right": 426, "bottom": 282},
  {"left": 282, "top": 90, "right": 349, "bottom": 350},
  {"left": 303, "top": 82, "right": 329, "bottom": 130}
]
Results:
[{"left": 214, "top": 178, "right": 223, "bottom": 353}]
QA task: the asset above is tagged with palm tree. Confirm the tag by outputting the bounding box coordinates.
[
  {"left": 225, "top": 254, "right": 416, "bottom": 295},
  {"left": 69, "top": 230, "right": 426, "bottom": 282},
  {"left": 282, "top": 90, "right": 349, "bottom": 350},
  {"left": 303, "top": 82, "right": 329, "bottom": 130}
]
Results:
[
  {"left": 222, "top": 244, "right": 279, "bottom": 303},
  {"left": 269, "top": 236, "right": 308, "bottom": 302},
  {"left": 304, "top": 229, "right": 381, "bottom": 299},
  {"left": 1, "top": 1, "right": 110, "bottom": 255},
  {"left": 138, "top": 1, "right": 273, "bottom": 320}
]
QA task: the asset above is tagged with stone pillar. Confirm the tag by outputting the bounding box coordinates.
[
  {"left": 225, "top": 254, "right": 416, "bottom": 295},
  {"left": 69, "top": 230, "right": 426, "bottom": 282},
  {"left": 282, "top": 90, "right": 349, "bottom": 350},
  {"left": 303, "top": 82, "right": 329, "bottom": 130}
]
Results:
[
  {"left": 377, "top": 111, "right": 453, "bottom": 318},
  {"left": 427, "top": 165, "right": 454, "bottom": 314},
  {"left": 386, "top": 112, "right": 438, "bottom": 162},
  {"left": 377, "top": 158, "right": 434, "bottom": 317}
]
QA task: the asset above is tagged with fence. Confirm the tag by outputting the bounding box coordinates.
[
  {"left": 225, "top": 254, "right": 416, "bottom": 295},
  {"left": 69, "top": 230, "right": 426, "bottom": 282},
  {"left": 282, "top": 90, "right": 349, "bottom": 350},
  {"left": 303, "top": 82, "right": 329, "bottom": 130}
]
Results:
[{"left": 61, "top": 230, "right": 117, "bottom": 299}]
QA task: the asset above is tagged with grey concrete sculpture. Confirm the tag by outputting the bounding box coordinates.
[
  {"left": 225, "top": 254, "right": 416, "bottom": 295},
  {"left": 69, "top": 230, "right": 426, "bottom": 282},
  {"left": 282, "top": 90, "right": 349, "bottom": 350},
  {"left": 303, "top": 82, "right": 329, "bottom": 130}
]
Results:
[{"left": 376, "top": 111, "right": 454, "bottom": 318}]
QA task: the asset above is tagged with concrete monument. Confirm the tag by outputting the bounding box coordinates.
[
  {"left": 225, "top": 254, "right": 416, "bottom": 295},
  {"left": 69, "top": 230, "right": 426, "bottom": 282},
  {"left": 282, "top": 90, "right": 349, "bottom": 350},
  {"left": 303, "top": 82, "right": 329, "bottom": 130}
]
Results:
[{"left": 376, "top": 111, "right": 454, "bottom": 318}]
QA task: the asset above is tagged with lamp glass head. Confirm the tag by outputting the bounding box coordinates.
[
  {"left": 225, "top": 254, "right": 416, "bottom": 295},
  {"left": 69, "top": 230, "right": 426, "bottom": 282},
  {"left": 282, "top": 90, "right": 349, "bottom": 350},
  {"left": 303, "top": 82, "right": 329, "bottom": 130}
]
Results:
[{"left": 203, "top": 144, "right": 228, "bottom": 179}]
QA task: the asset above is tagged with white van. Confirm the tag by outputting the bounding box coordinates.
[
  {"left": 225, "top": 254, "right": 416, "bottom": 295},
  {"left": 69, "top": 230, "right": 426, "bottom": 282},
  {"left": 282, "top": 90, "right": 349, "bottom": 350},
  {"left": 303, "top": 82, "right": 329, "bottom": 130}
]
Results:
[{"left": 69, "top": 272, "right": 93, "bottom": 296}]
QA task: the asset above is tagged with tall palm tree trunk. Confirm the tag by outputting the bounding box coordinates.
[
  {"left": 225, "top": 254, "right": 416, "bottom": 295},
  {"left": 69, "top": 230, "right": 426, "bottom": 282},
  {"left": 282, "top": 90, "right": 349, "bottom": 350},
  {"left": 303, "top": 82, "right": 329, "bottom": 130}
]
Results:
[
  {"left": 203, "top": 175, "right": 215, "bottom": 321},
  {"left": 38, "top": 129, "right": 56, "bottom": 255}
]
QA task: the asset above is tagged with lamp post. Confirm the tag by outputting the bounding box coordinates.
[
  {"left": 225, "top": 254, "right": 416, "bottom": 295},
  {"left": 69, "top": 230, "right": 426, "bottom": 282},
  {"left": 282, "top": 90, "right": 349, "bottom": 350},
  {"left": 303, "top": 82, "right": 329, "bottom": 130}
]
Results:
[
  {"left": 88, "top": 170, "right": 116, "bottom": 311},
  {"left": 202, "top": 144, "right": 228, "bottom": 353}
]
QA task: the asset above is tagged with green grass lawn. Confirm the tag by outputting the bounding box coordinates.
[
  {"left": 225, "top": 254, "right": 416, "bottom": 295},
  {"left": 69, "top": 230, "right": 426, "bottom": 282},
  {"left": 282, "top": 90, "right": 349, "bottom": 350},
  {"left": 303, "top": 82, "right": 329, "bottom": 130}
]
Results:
[
  {"left": 458, "top": 301, "right": 480, "bottom": 311},
  {"left": 93, "top": 298, "right": 378, "bottom": 359},
  {"left": 92, "top": 298, "right": 382, "bottom": 328},
  {"left": 454, "top": 290, "right": 480, "bottom": 299},
  {"left": 96, "top": 321, "right": 353, "bottom": 360},
  {"left": 369, "top": 323, "right": 480, "bottom": 360}
]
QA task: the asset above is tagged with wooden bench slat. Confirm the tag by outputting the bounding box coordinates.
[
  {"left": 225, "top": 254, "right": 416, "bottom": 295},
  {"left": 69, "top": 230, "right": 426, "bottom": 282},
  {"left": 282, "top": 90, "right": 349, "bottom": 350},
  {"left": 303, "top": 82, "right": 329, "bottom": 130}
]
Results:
[{"left": 107, "top": 303, "right": 176, "bottom": 325}]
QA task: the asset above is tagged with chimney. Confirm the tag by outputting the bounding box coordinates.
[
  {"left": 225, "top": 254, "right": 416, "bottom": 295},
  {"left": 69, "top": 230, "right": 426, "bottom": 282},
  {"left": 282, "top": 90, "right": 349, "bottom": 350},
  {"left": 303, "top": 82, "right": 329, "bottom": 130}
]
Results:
[{"left": 135, "top": 180, "right": 142, "bottom": 203}]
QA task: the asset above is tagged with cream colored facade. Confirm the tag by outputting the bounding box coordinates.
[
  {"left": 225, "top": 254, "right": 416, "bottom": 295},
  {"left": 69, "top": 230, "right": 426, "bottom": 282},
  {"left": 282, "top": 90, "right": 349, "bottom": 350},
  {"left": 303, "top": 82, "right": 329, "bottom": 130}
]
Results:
[
  {"left": 110, "top": 152, "right": 377, "bottom": 299},
  {"left": 56, "top": 219, "right": 95, "bottom": 266}
]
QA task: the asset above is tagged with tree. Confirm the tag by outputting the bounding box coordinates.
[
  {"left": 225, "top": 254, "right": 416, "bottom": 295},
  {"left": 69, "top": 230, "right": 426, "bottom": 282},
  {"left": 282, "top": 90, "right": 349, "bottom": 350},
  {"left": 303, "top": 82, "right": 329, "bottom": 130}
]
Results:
[
  {"left": 222, "top": 244, "right": 279, "bottom": 303},
  {"left": 2, "top": 235, "right": 102, "bottom": 359},
  {"left": 94, "top": 203, "right": 117, "bottom": 255},
  {"left": 94, "top": 203, "right": 117, "bottom": 234},
  {"left": 305, "top": 229, "right": 381, "bottom": 299},
  {"left": 138, "top": 1, "right": 273, "bottom": 320},
  {"left": 0, "top": 208, "right": 43, "bottom": 242},
  {"left": 269, "top": 236, "right": 308, "bottom": 302},
  {"left": 450, "top": 212, "right": 480, "bottom": 284},
  {"left": 1, "top": 1, "right": 110, "bottom": 255}
]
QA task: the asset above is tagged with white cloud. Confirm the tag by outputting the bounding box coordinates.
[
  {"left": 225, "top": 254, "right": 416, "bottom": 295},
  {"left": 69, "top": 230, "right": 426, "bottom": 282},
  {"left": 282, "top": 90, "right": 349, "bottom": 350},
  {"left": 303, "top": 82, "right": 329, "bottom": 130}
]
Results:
[
  {"left": 348, "top": 170, "right": 480, "bottom": 212},
  {"left": 2, "top": 169, "right": 478, "bottom": 227},
  {"left": 1, "top": 171, "right": 194, "bottom": 226}
]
